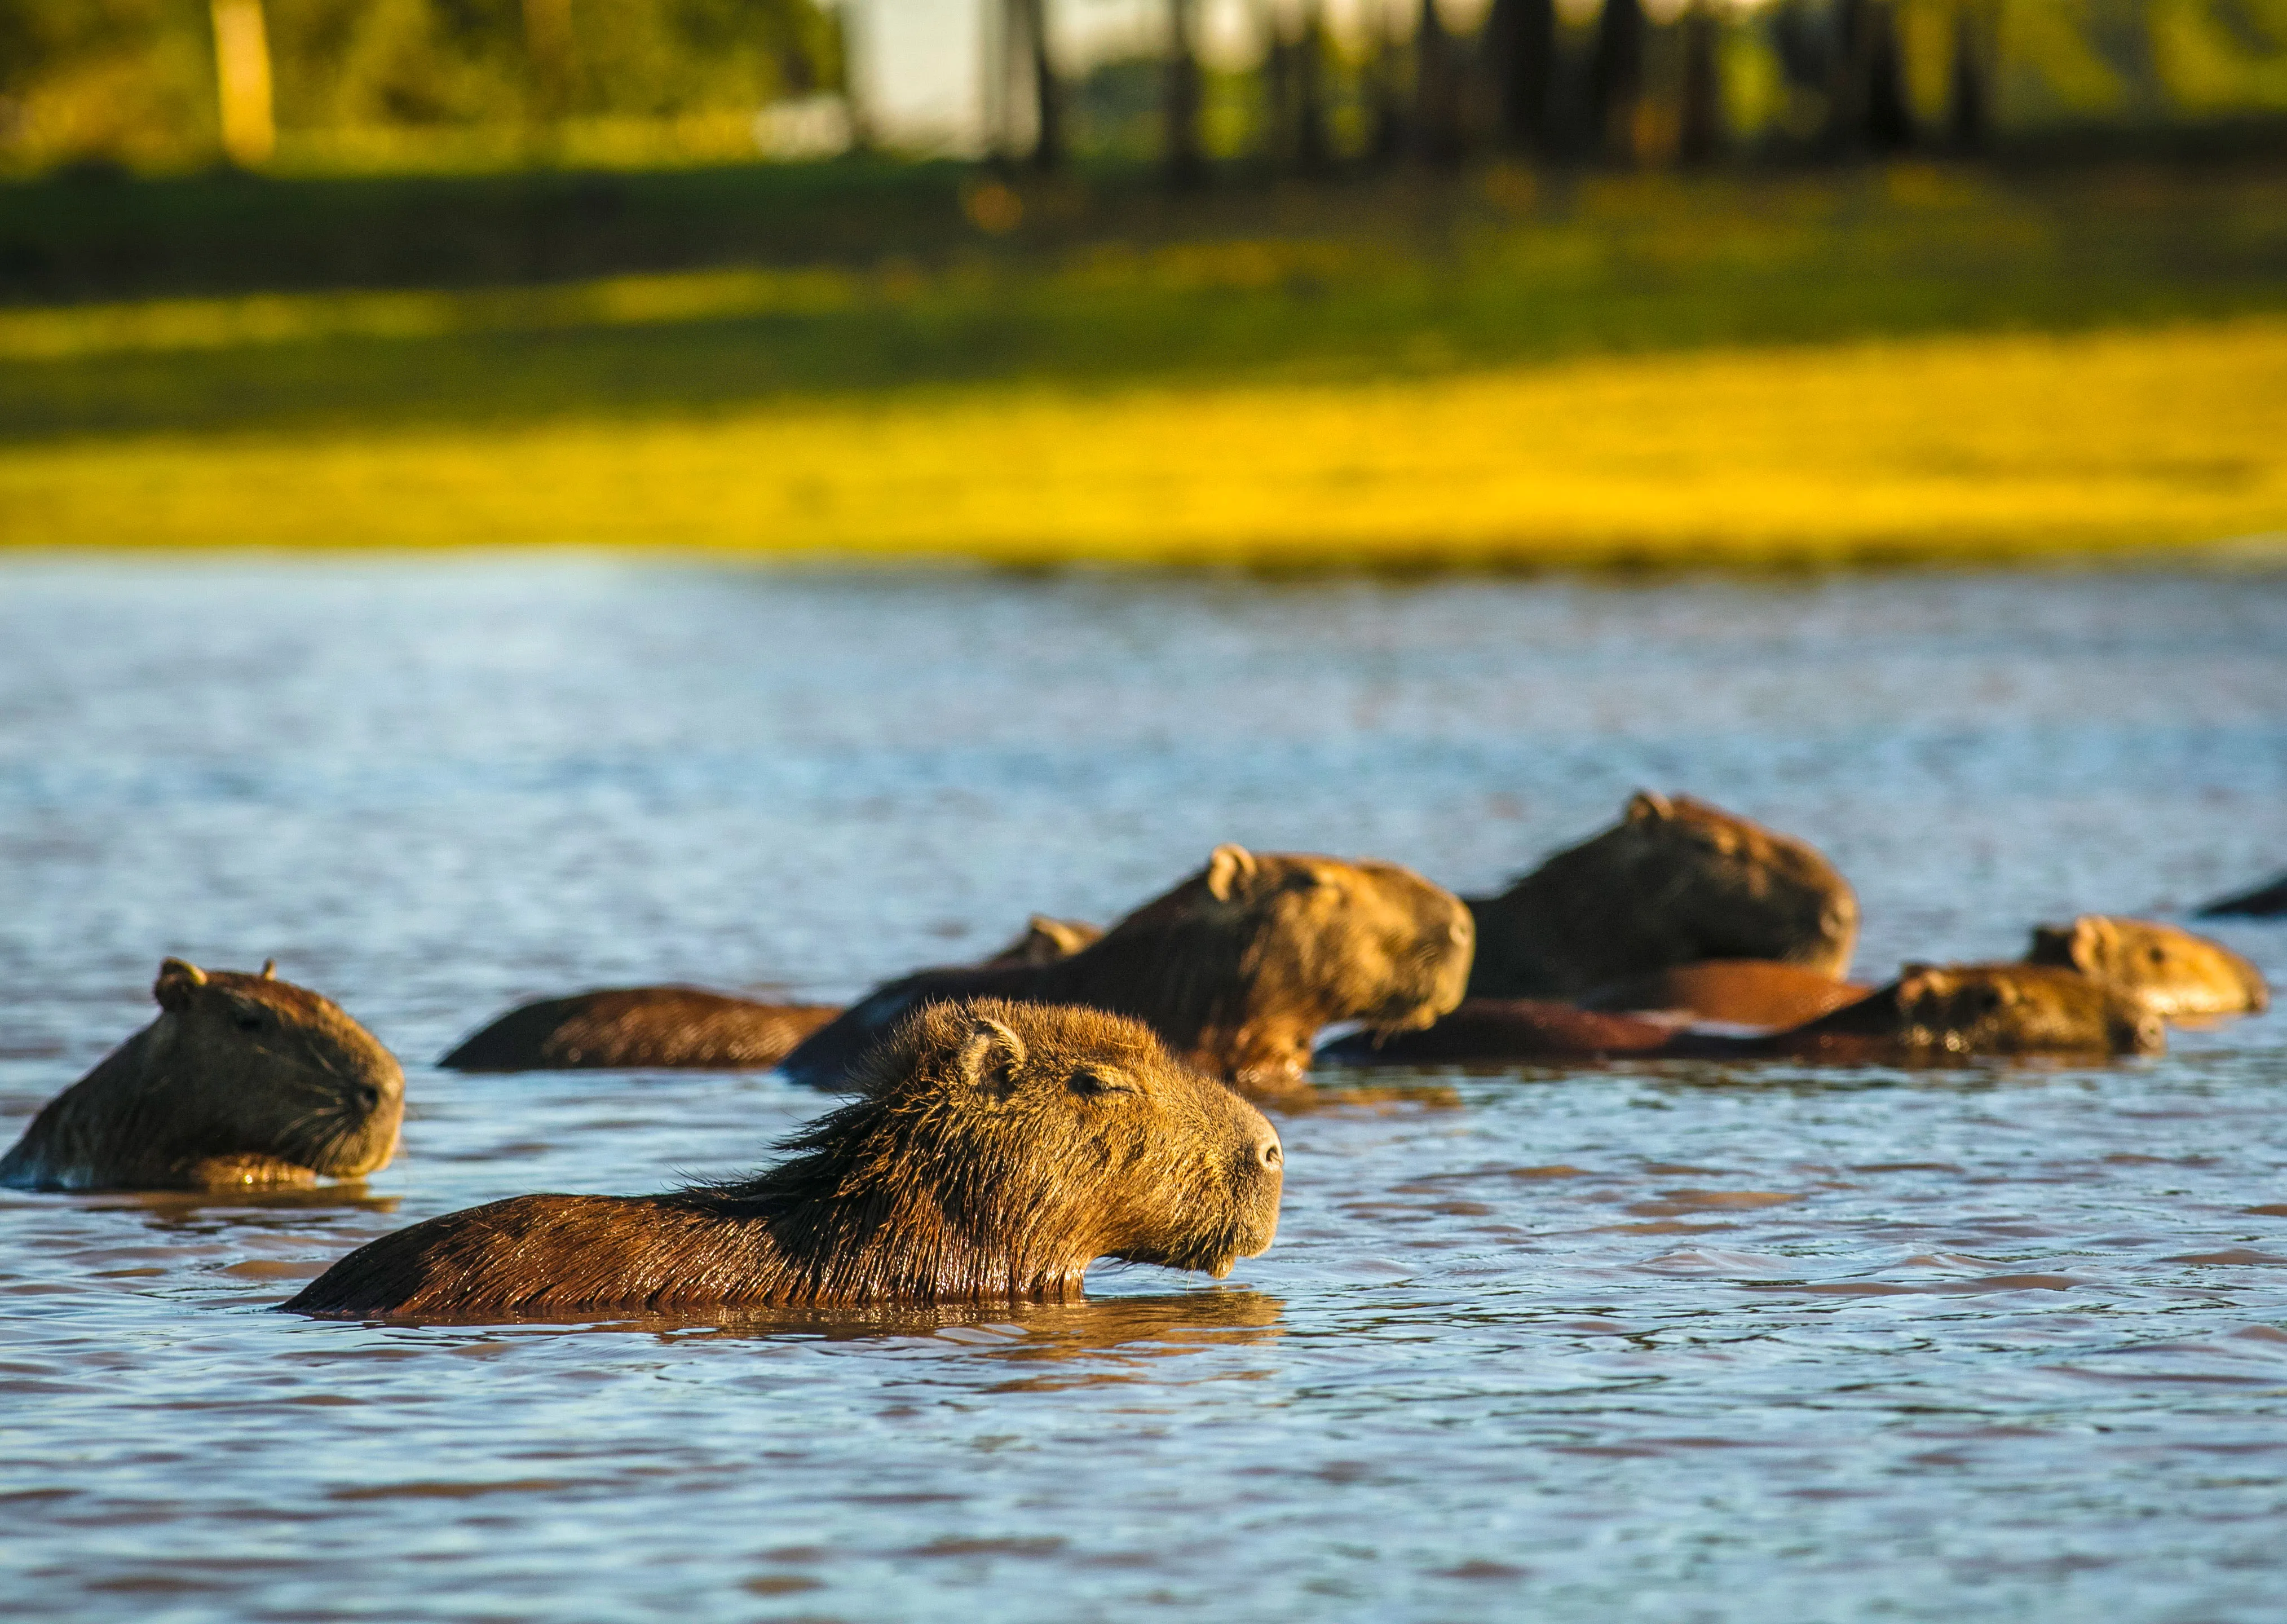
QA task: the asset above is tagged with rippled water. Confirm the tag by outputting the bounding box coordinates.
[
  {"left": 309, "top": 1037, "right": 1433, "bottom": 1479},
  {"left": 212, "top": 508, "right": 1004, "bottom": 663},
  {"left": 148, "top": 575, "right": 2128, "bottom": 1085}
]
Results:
[{"left": 3, "top": 561, "right": 2285, "bottom": 1622}]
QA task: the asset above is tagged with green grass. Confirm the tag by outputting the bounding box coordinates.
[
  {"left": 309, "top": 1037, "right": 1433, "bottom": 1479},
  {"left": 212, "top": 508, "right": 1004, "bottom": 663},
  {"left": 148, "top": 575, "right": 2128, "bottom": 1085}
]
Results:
[{"left": 1, "top": 158, "right": 2282, "bottom": 561}]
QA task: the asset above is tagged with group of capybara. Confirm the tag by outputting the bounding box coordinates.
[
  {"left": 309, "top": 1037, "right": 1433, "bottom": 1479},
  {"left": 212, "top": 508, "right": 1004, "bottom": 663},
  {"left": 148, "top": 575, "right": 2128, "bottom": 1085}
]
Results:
[{"left": 3, "top": 791, "right": 2275, "bottom": 1323}]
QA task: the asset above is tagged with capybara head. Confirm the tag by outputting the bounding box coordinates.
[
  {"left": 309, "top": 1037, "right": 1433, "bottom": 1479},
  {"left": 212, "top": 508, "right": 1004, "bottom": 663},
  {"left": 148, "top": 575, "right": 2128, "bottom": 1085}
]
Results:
[
  {"left": 1811, "top": 963, "right": 2165, "bottom": 1058},
  {"left": 287, "top": 999, "right": 1282, "bottom": 1318},
  {"left": 2025, "top": 916, "right": 2270, "bottom": 1018},
  {"left": 1471, "top": 792, "right": 1858, "bottom": 997},
  {"left": 0, "top": 959, "right": 405, "bottom": 1192},
  {"left": 1125, "top": 845, "right": 1473, "bottom": 1034},
  {"left": 802, "top": 999, "right": 1284, "bottom": 1283}
]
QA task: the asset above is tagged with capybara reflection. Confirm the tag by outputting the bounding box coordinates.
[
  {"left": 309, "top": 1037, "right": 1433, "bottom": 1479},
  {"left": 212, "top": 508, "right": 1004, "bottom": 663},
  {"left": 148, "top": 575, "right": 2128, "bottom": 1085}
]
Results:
[
  {"left": 1466, "top": 792, "right": 1858, "bottom": 998},
  {"left": 2024, "top": 916, "right": 2268, "bottom": 1018},
  {"left": 2198, "top": 871, "right": 2287, "bottom": 919},
  {"left": 438, "top": 916, "right": 1102, "bottom": 1073},
  {"left": 0, "top": 959, "right": 404, "bottom": 1192},
  {"left": 287, "top": 1001, "right": 1283, "bottom": 1320},
  {"left": 1578, "top": 960, "right": 1870, "bottom": 1029},
  {"left": 778, "top": 846, "right": 1473, "bottom": 1106},
  {"left": 1717, "top": 963, "right": 2165, "bottom": 1062}
]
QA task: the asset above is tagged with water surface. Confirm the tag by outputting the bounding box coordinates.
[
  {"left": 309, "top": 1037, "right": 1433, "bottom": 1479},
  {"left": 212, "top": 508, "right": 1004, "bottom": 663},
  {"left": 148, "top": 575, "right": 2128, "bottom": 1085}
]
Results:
[{"left": 3, "top": 562, "right": 2284, "bottom": 1621}]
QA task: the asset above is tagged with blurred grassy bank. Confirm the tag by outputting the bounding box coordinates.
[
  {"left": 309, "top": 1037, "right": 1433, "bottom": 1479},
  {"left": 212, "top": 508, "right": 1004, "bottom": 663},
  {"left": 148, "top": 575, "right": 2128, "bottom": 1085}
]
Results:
[{"left": 2, "top": 161, "right": 2284, "bottom": 562}]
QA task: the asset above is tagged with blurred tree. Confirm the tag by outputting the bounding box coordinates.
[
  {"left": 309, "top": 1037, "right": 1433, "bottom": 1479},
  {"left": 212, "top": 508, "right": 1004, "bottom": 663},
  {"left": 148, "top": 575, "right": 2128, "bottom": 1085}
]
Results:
[
  {"left": 1414, "top": 0, "right": 1462, "bottom": 162},
  {"left": 1162, "top": 0, "right": 1202, "bottom": 183},
  {"left": 1485, "top": 0, "right": 1556, "bottom": 153},
  {"left": 1677, "top": 0, "right": 1723, "bottom": 161},
  {"left": 1587, "top": 0, "right": 1646, "bottom": 158},
  {"left": 1948, "top": 0, "right": 1994, "bottom": 149}
]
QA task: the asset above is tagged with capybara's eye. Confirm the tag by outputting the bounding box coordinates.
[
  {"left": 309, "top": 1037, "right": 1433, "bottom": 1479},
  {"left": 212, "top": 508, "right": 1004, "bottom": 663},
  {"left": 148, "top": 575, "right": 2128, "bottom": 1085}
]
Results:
[
  {"left": 1067, "top": 1070, "right": 1132, "bottom": 1098},
  {"left": 233, "top": 1010, "right": 265, "bottom": 1032}
]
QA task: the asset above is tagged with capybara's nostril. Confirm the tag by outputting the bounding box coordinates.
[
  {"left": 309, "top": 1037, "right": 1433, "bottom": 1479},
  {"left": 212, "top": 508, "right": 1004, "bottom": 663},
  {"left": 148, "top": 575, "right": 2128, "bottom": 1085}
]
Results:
[
  {"left": 1257, "top": 1135, "right": 1282, "bottom": 1170},
  {"left": 354, "top": 1084, "right": 382, "bottom": 1114}
]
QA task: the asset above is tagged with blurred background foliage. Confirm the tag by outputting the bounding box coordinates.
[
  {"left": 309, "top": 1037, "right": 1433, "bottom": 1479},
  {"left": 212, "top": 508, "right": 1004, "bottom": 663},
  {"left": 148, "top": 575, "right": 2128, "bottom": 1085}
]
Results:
[{"left": 0, "top": 0, "right": 843, "bottom": 173}]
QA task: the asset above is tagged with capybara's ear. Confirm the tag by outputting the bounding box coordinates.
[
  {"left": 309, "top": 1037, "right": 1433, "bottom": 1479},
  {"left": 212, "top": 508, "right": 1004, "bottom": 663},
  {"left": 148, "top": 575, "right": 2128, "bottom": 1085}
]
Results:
[
  {"left": 957, "top": 1016, "right": 1028, "bottom": 1096},
  {"left": 1206, "top": 843, "right": 1260, "bottom": 902},
  {"left": 1626, "top": 789, "right": 1674, "bottom": 823},
  {"left": 154, "top": 958, "right": 208, "bottom": 1010},
  {"left": 260, "top": 958, "right": 277, "bottom": 979}
]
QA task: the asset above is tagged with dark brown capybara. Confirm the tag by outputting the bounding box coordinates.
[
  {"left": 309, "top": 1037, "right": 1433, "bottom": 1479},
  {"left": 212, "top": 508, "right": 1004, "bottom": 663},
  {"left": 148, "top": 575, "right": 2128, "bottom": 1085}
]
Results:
[
  {"left": 777, "top": 846, "right": 1473, "bottom": 1106},
  {"left": 1327, "top": 964, "right": 2162, "bottom": 1067},
  {"left": 1577, "top": 960, "right": 1871, "bottom": 1029},
  {"left": 286, "top": 1000, "right": 1283, "bottom": 1320},
  {"left": 2197, "top": 871, "right": 2287, "bottom": 919},
  {"left": 2024, "top": 916, "right": 2268, "bottom": 1018},
  {"left": 1676, "top": 963, "right": 2166, "bottom": 1063},
  {"left": 1318, "top": 999, "right": 1681, "bottom": 1066},
  {"left": 0, "top": 959, "right": 404, "bottom": 1193},
  {"left": 1465, "top": 791, "right": 1858, "bottom": 999},
  {"left": 438, "top": 915, "right": 1103, "bottom": 1073}
]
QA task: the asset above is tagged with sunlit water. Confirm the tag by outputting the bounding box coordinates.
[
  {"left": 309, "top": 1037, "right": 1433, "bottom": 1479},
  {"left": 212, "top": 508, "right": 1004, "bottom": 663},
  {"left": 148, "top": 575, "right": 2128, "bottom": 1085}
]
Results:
[{"left": 3, "top": 561, "right": 2285, "bottom": 1622}]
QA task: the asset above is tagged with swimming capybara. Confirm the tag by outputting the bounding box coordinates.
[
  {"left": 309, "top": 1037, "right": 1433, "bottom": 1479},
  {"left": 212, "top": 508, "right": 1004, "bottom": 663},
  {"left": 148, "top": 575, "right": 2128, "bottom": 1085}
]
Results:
[
  {"left": 438, "top": 915, "right": 1102, "bottom": 1073},
  {"left": 1318, "top": 999, "right": 1681, "bottom": 1066},
  {"left": 0, "top": 959, "right": 405, "bottom": 1192},
  {"left": 2024, "top": 916, "right": 2269, "bottom": 1018},
  {"left": 1465, "top": 792, "right": 1858, "bottom": 999},
  {"left": 286, "top": 1000, "right": 1283, "bottom": 1320},
  {"left": 2197, "top": 871, "right": 2287, "bottom": 919},
  {"left": 1702, "top": 962, "right": 2166, "bottom": 1062},
  {"left": 1576, "top": 959, "right": 1871, "bottom": 1029},
  {"left": 777, "top": 846, "right": 1474, "bottom": 1106},
  {"left": 1326, "top": 964, "right": 2161, "bottom": 1067}
]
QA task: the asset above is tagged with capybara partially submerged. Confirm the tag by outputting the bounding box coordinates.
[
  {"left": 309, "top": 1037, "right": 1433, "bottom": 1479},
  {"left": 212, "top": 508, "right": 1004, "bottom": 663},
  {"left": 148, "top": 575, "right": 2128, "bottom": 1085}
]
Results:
[
  {"left": 438, "top": 916, "right": 1102, "bottom": 1073},
  {"left": 1465, "top": 792, "right": 1858, "bottom": 999},
  {"left": 287, "top": 1000, "right": 1283, "bottom": 1320},
  {"left": 778, "top": 846, "right": 1473, "bottom": 1105},
  {"left": 2024, "top": 916, "right": 2269, "bottom": 1018},
  {"left": 0, "top": 959, "right": 404, "bottom": 1192},
  {"left": 1577, "top": 960, "right": 1871, "bottom": 1029},
  {"left": 1319, "top": 999, "right": 1681, "bottom": 1066},
  {"left": 1699, "top": 963, "right": 2165, "bottom": 1063},
  {"left": 1327, "top": 964, "right": 2160, "bottom": 1067},
  {"left": 441, "top": 990, "right": 841, "bottom": 1073},
  {"left": 2198, "top": 871, "right": 2287, "bottom": 919}
]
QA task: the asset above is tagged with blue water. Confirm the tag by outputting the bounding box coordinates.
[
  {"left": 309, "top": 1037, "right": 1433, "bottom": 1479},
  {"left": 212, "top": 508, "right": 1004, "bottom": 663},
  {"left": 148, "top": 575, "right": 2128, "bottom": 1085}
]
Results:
[{"left": 2, "top": 561, "right": 2284, "bottom": 1621}]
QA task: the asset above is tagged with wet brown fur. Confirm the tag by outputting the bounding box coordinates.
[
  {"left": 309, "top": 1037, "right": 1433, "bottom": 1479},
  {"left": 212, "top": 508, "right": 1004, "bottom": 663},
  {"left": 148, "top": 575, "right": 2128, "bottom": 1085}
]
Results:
[
  {"left": 287, "top": 1000, "right": 1283, "bottom": 1320},
  {"left": 0, "top": 960, "right": 405, "bottom": 1192},
  {"left": 1467, "top": 792, "right": 1859, "bottom": 999},
  {"left": 2024, "top": 916, "right": 2268, "bottom": 1019},
  {"left": 1328, "top": 964, "right": 2160, "bottom": 1066},
  {"left": 2198, "top": 871, "right": 2287, "bottom": 919},
  {"left": 1578, "top": 960, "right": 1870, "bottom": 1029},
  {"left": 778, "top": 848, "right": 1473, "bottom": 1106},
  {"left": 1321, "top": 998, "right": 1680, "bottom": 1065},
  {"left": 1683, "top": 962, "right": 2166, "bottom": 1062},
  {"left": 438, "top": 916, "right": 1102, "bottom": 1073}
]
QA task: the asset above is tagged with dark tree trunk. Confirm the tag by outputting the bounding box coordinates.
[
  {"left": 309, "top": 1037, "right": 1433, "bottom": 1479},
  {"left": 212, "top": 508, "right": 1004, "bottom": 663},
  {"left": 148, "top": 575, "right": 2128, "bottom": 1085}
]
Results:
[
  {"left": 1164, "top": 0, "right": 1204, "bottom": 184},
  {"left": 1486, "top": 0, "right": 1557, "bottom": 153},
  {"left": 1366, "top": 5, "right": 1409, "bottom": 162},
  {"left": 1677, "top": 2, "right": 1723, "bottom": 164},
  {"left": 1863, "top": 0, "right": 1912, "bottom": 149},
  {"left": 1830, "top": 0, "right": 1910, "bottom": 154},
  {"left": 1015, "top": 0, "right": 1063, "bottom": 170},
  {"left": 1588, "top": 0, "right": 1646, "bottom": 161},
  {"left": 1295, "top": 0, "right": 1330, "bottom": 173},
  {"left": 1415, "top": 0, "right": 1463, "bottom": 165},
  {"left": 1946, "top": 0, "right": 1992, "bottom": 152}
]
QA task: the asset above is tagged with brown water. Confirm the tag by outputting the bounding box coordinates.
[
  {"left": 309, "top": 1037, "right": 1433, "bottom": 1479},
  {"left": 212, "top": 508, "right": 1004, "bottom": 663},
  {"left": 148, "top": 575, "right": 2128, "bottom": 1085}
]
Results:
[{"left": 3, "top": 561, "right": 2285, "bottom": 1621}]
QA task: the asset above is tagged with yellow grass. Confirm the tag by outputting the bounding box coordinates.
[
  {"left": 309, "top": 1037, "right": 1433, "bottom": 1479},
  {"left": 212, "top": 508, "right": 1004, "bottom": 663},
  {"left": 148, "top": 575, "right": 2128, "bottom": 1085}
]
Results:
[{"left": 5, "top": 316, "right": 2285, "bottom": 563}]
